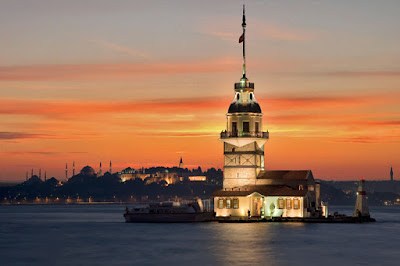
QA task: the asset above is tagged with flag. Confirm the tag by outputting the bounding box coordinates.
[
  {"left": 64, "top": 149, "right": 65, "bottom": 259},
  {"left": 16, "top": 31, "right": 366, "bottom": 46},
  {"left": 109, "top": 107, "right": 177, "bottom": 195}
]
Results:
[{"left": 239, "top": 33, "right": 244, "bottom": 43}]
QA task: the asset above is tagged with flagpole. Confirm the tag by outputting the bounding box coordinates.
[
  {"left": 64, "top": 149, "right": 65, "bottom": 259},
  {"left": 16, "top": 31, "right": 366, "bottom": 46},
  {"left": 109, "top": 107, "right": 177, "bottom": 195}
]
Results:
[{"left": 242, "top": 5, "right": 246, "bottom": 78}]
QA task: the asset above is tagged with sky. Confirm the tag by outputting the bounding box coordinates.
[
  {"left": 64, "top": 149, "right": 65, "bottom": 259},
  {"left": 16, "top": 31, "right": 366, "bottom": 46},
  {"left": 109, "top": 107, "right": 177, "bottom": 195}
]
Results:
[{"left": 1, "top": 0, "right": 400, "bottom": 181}]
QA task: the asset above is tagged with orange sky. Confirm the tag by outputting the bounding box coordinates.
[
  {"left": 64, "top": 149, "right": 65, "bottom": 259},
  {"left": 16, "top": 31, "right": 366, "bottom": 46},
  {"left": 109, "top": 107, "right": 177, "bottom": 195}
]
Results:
[{"left": 1, "top": 1, "right": 400, "bottom": 181}]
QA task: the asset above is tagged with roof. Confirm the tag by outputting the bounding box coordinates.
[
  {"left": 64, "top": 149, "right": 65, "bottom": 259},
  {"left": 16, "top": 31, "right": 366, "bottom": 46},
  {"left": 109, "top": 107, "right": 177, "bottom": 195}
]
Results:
[
  {"left": 212, "top": 185, "right": 308, "bottom": 197},
  {"left": 257, "top": 170, "right": 311, "bottom": 180},
  {"left": 80, "top": 166, "right": 96, "bottom": 176},
  {"left": 228, "top": 101, "right": 261, "bottom": 113}
]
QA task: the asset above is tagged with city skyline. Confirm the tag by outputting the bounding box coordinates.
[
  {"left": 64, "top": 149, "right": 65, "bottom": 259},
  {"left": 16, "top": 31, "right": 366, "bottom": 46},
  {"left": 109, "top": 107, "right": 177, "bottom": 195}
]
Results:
[{"left": 1, "top": 0, "right": 400, "bottom": 181}]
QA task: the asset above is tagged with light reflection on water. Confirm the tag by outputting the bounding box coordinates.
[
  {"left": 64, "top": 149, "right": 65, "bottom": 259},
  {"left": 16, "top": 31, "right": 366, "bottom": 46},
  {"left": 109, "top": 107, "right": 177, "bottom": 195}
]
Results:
[{"left": 0, "top": 205, "right": 400, "bottom": 266}]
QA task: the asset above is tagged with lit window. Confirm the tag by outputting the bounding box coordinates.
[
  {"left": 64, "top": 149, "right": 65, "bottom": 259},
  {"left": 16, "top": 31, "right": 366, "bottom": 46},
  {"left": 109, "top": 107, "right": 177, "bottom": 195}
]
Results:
[
  {"left": 278, "top": 198, "right": 284, "bottom": 209},
  {"left": 286, "top": 199, "right": 292, "bottom": 209},
  {"left": 226, "top": 199, "right": 232, "bottom": 209},
  {"left": 293, "top": 199, "right": 300, "bottom": 210},
  {"left": 218, "top": 198, "right": 224, "bottom": 209},
  {"left": 233, "top": 198, "right": 239, "bottom": 209}
]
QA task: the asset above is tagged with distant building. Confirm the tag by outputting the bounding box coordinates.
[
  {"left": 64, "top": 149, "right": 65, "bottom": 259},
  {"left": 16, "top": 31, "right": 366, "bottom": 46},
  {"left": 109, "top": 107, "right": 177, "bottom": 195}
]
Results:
[
  {"left": 179, "top": 157, "right": 184, "bottom": 168},
  {"left": 80, "top": 166, "right": 96, "bottom": 177},
  {"left": 118, "top": 167, "right": 182, "bottom": 184},
  {"left": 213, "top": 8, "right": 326, "bottom": 219},
  {"left": 188, "top": 176, "right": 207, "bottom": 182},
  {"left": 390, "top": 166, "right": 394, "bottom": 181}
]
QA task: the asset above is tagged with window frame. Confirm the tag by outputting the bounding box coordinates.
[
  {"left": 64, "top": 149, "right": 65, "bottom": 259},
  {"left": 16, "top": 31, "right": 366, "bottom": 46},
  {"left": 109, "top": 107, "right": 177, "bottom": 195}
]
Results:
[
  {"left": 218, "top": 198, "right": 224, "bottom": 209},
  {"left": 233, "top": 198, "right": 239, "bottom": 209},
  {"left": 278, "top": 198, "right": 284, "bottom": 209},
  {"left": 286, "top": 198, "right": 292, "bottom": 209},
  {"left": 293, "top": 198, "right": 300, "bottom": 210},
  {"left": 226, "top": 198, "right": 232, "bottom": 209},
  {"left": 243, "top": 121, "right": 250, "bottom": 133}
]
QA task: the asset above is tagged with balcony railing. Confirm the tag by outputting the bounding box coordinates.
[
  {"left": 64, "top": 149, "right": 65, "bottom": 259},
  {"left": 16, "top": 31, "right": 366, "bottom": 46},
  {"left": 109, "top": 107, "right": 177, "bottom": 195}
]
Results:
[
  {"left": 220, "top": 130, "right": 269, "bottom": 139},
  {"left": 234, "top": 82, "right": 254, "bottom": 90}
]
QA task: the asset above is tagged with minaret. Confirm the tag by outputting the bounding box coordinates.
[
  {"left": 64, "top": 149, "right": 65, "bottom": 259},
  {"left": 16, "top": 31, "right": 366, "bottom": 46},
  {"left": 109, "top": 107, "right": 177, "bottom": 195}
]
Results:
[
  {"left": 31, "top": 168, "right": 33, "bottom": 178},
  {"left": 73, "top": 161, "right": 75, "bottom": 176},
  {"left": 390, "top": 166, "right": 393, "bottom": 181},
  {"left": 109, "top": 161, "right": 112, "bottom": 173},
  {"left": 26, "top": 171, "right": 28, "bottom": 181},
  {"left": 44, "top": 171, "right": 47, "bottom": 181},
  {"left": 179, "top": 157, "right": 184, "bottom": 168},
  {"left": 39, "top": 168, "right": 41, "bottom": 179},
  {"left": 65, "top": 163, "right": 68, "bottom": 180},
  {"left": 354, "top": 177, "right": 370, "bottom": 217},
  {"left": 219, "top": 5, "right": 269, "bottom": 189},
  {"left": 99, "top": 162, "right": 102, "bottom": 176}
]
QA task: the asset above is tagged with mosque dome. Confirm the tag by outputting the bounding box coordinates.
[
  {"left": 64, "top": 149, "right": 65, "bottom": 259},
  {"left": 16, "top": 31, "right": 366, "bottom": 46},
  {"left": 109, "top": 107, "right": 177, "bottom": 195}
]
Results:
[
  {"left": 228, "top": 101, "right": 261, "bottom": 113},
  {"left": 80, "top": 166, "right": 96, "bottom": 176}
]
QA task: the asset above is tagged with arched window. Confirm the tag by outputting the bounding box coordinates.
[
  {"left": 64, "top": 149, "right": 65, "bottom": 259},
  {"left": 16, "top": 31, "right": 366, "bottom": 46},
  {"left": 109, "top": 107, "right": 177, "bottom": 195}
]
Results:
[
  {"left": 250, "top": 93, "right": 253, "bottom": 100},
  {"left": 237, "top": 94, "right": 240, "bottom": 100}
]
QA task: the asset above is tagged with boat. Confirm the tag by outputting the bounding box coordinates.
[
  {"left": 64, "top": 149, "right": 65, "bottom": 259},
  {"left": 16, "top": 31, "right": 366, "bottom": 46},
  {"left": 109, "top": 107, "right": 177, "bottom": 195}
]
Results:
[{"left": 124, "top": 199, "right": 215, "bottom": 223}]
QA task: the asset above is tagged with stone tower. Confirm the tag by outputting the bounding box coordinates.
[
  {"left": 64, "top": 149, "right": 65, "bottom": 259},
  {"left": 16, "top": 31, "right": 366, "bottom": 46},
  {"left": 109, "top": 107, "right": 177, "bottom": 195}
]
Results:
[{"left": 219, "top": 6, "right": 269, "bottom": 189}]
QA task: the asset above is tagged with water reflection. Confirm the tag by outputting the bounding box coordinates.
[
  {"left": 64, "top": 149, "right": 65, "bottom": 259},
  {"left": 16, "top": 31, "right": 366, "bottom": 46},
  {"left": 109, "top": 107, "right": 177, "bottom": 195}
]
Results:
[{"left": 210, "top": 223, "right": 280, "bottom": 265}]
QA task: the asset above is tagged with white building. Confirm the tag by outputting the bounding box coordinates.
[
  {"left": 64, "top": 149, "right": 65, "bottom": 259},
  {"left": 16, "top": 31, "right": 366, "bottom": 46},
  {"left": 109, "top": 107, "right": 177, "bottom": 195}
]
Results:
[{"left": 213, "top": 6, "right": 325, "bottom": 219}]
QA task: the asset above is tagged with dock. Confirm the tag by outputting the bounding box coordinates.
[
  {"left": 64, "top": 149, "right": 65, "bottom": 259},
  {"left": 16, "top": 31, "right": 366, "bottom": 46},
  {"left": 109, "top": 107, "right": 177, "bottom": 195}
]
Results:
[{"left": 217, "top": 216, "right": 376, "bottom": 223}]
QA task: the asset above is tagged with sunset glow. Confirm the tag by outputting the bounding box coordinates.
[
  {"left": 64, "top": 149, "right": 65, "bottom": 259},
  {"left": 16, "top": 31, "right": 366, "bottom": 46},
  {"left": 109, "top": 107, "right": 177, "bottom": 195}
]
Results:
[{"left": 1, "top": 1, "right": 400, "bottom": 181}]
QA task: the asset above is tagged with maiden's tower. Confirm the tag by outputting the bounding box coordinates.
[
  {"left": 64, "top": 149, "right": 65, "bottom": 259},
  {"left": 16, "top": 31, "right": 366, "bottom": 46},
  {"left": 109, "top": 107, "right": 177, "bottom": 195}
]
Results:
[{"left": 213, "top": 6, "right": 328, "bottom": 219}]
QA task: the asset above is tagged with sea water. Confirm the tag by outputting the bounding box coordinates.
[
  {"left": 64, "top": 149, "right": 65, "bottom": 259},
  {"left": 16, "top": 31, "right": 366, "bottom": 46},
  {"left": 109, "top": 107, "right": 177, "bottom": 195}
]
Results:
[{"left": 0, "top": 204, "right": 399, "bottom": 266}]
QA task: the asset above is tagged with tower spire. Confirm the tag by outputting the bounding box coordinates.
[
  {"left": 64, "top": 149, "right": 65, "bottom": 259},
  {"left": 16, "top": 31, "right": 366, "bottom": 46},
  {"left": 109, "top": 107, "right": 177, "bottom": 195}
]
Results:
[
  {"left": 65, "top": 163, "right": 68, "bottom": 180},
  {"left": 239, "top": 4, "right": 247, "bottom": 78},
  {"left": 73, "top": 161, "right": 75, "bottom": 176},
  {"left": 390, "top": 166, "right": 394, "bottom": 181},
  {"left": 110, "top": 160, "right": 112, "bottom": 173}
]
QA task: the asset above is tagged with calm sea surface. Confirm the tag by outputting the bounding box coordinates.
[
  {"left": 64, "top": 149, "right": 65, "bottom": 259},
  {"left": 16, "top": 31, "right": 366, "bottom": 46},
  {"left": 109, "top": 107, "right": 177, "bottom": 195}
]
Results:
[{"left": 1, "top": 204, "right": 399, "bottom": 266}]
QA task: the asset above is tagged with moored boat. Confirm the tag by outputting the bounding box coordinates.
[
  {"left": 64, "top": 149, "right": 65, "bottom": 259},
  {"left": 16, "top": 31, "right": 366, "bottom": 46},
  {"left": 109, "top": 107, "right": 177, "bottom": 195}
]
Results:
[{"left": 124, "top": 199, "right": 214, "bottom": 223}]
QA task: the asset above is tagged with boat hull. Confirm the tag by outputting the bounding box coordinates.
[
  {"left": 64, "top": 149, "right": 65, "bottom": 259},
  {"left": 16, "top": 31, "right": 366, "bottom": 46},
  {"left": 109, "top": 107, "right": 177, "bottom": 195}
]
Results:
[{"left": 124, "top": 212, "right": 214, "bottom": 223}]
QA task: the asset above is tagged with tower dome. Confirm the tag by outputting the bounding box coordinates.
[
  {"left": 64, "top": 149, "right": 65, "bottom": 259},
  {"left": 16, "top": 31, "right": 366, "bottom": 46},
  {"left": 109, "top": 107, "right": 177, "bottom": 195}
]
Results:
[
  {"left": 80, "top": 166, "right": 96, "bottom": 177},
  {"left": 228, "top": 98, "right": 261, "bottom": 113}
]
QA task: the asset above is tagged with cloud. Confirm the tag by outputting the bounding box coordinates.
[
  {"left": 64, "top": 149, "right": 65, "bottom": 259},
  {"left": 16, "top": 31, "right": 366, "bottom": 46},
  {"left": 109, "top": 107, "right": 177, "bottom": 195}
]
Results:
[
  {"left": 200, "top": 17, "right": 314, "bottom": 42},
  {"left": 0, "top": 93, "right": 396, "bottom": 119},
  {"left": 89, "top": 40, "right": 150, "bottom": 59},
  {"left": 318, "top": 71, "right": 400, "bottom": 77},
  {"left": 3, "top": 150, "right": 88, "bottom": 156},
  {"left": 0, "top": 57, "right": 240, "bottom": 82},
  {"left": 0, "top": 132, "right": 51, "bottom": 140}
]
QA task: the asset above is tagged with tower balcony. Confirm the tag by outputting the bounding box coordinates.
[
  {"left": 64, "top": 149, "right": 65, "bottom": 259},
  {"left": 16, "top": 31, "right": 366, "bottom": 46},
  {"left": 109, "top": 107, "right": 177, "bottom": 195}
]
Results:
[
  {"left": 220, "top": 130, "right": 269, "bottom": 139},
  {"left": 235, "top": 82, "right": 254, "bottom": 91}
]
